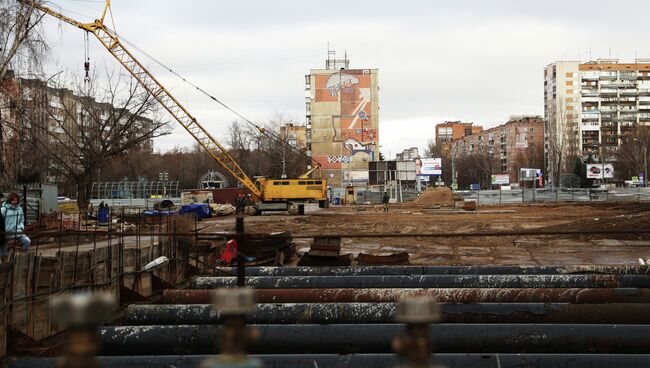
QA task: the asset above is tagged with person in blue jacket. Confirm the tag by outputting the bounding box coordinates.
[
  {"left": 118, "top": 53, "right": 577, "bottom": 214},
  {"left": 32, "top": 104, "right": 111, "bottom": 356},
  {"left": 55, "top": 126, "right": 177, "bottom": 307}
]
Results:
[{"left": 1, "top": 192, "right": 30, "bottom": 256}]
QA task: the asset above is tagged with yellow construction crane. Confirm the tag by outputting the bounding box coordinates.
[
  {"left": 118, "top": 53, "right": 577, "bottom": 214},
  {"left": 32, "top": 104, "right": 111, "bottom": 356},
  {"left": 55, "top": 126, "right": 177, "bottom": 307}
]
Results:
[{"left": 24, "top": 0, "right": 328, "bottom": 214}]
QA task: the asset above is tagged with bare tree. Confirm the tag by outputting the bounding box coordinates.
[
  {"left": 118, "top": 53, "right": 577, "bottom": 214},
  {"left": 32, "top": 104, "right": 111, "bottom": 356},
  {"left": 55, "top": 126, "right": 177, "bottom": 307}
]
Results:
[
  {"left": 616, "top": 125, "right": 650, "bottom": 180},
  {"left": 547, "top": 97, "right": 572, "bottom": 186},
  {"left": 0, "top": 0, "right": 48, "bottom": 81},
  {"left": 21, "top": 72, "right": 171, "bottom": 206}
]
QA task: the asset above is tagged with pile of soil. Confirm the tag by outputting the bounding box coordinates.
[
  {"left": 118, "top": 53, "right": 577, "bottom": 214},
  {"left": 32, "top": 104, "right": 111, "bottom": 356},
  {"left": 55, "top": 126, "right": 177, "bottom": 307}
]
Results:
[{"left": 413, "top": 187, "right": 454, "bottom": 207}]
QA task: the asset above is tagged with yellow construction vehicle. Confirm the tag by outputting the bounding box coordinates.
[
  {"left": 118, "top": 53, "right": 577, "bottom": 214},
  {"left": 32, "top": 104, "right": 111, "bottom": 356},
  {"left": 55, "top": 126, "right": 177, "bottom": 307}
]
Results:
[{"left": 24, "top": 0, "right": 328, "bottom": 214}]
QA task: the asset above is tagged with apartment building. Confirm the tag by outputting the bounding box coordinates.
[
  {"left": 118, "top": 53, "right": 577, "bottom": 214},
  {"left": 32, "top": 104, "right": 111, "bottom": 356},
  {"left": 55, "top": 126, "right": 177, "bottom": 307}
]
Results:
[
  {"left": 279, "top": 123, "right": 307, "bottom": 150},
  {"left": 447, "top": 116, "right": 544, "bottom": 183},
  {"left": 305, "top": 52, "right": 379, "bottom": 194},
  {"left": 396, "top": 147, "right": 419, "bottom": 161},
  {"left": 0, "top": 71, "right": 154, "bottom": 184},
  {"left": 544, "top": 59, "right": 650, "bottom": 184},
  {"left": 435, "top": 121, "right": 483, "bottom": 146}
]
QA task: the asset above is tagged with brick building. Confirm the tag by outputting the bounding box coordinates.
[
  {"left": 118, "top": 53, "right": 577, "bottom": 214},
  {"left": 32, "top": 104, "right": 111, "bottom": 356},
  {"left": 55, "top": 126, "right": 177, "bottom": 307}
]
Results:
[
  {"left": 435, "top": 121, "right": 483, "bottom": 146},
  {"left": 447, "top": 116, "right": 544, "bottom": 184}
]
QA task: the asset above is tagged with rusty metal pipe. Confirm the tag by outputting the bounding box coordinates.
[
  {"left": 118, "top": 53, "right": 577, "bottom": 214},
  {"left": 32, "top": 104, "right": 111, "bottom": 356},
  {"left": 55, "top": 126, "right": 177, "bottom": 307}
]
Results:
[
  {"left": 126, "top": 303, "right": 650, "bottom": 325},
  {"left": 162, "top": 287, "right": 650, "bottom": 304},
  {"left": 214, "top": 265, "right": 650, "bottom": 276},
  {"left": 12, "top": 354, "right": 650, "bottom": 368},
  {"left": 98, "top": 324, "right": 650, "bottom": 355},
  {"left": 190, "top": 275, "right": 650, "bottom": 289}
]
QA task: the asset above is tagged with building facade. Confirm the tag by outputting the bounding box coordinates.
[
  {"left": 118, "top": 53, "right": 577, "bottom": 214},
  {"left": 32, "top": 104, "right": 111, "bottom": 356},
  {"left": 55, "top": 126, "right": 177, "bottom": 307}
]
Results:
[
  {"left": 279, "top": 123, "right": 307, "bottom": 150},
  {"left": 305, "top": 53, "right": 379, "bottom": 194},
  {"left": 544, "top": 59, "right": 650, "bottom": 184},
  {"left": 447, "top": 116, "right": 544, "bottom": 184},
  {"left": 0, "top": 71, "right": 154, "bottom": 185},
  {"left": 435, "top": 121, "right": 483, "bottom": 146},
  {"left": 396, "top": 147, "right": 419, "bottom": 161}
]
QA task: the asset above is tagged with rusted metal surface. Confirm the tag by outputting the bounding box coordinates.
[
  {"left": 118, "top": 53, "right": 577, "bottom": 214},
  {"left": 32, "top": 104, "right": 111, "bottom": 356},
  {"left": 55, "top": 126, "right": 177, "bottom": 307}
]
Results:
[
  {"left": 213, "top": 265, "right": 650, "bottom": 277},
  {"left": 296, "top": 254, "right": 352, "bottom": 266},
  {"left": 98, "top": 324, "right": 650, "bottom": 355},
  {"left": 162, "top": 287, "right": 650, "bottom": 304},
  {"left": 125, "top": 303, "right": 650, "bottom": 325},
  {"left": 12, "top": 354, "right": 650, "bottom": 368},
  {"left": 357, "top": 252, "right": 410, "bottom": 265},
  {"left": 190, "top": 274, "right": 650, "bottom": 289}
]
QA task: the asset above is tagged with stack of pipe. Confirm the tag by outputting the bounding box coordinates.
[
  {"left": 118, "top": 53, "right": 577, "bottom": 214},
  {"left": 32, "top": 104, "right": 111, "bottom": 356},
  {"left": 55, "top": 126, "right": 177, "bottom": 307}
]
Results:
[{"left": 13, "top": 265, "right": 650, "bottom": 368}]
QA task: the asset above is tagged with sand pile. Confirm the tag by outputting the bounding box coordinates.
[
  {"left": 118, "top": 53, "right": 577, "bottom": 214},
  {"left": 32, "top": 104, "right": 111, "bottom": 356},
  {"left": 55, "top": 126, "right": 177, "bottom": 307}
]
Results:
[{"left": 413, "top": 187, "right": 454, "bottom": 207}]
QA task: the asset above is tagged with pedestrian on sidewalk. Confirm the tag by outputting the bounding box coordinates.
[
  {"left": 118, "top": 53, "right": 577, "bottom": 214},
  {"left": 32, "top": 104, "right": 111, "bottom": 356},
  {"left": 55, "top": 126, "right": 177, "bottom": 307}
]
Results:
[
  {"left": 382, "top": 191, "right": 390, "bottom": 213},
  {"left": 2, "top": 192, "right": 30, "bottom": 255}
]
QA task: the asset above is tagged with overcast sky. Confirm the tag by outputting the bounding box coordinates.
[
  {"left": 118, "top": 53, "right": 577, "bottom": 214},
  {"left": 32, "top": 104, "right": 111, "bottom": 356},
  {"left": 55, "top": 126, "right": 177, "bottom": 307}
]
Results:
[{"left": 38, "top": 0, "right": 650, "bottom": 159}]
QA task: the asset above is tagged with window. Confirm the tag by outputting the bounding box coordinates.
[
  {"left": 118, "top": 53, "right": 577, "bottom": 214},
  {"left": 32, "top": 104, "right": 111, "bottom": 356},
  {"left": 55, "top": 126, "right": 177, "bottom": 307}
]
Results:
[
  {"left": 298, "top": 181, "right": 306, "bottom": 185},
  {"left": 315, "top": 181, "right": 323, "bottom": 184},
  {"left": 307, "top": 181, "right": 314, "bottom": 185},
  {"left": 281, "top": 181, "right": 290, "bottom": 186}
]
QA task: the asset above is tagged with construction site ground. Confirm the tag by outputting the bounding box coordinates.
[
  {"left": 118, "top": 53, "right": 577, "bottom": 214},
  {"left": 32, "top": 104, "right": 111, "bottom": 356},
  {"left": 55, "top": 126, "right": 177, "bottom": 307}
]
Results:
[{"left": 201, "top": 201, "right": 650, "bottom": 266}]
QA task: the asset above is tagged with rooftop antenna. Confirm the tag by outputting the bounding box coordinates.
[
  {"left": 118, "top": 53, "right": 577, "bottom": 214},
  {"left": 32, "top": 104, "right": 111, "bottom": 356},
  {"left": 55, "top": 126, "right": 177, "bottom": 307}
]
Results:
[{"left": 327, "top": 43, "right": 336, "bottom": 69}]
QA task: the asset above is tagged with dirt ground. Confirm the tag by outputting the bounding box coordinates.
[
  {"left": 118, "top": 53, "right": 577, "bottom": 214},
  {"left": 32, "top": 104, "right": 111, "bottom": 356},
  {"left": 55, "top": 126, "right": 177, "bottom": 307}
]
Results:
[{"left": 201, "top": 201, "right": 650, "bottom": 266}]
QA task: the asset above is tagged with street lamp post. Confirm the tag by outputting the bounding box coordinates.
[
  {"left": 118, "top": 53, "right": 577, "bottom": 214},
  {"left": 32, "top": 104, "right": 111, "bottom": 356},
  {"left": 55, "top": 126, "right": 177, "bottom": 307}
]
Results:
[{"left": 451, "top": 145, "right": 457, "bottom": 190}]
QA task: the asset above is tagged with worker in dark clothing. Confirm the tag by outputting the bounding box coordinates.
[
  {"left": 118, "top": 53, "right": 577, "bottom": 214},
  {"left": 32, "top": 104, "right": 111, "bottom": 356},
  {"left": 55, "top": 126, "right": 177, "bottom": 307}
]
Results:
[
  {"left": 235, "top": 195, "right": 244, "bottom": 215},
  {"left": 382, "top": 192, "right": 390, "bottom": 213}
]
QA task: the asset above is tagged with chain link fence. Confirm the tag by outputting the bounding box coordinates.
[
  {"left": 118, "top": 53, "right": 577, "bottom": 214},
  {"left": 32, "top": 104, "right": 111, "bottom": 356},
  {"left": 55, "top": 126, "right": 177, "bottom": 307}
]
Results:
[{"left": 457, "top": 187, "right": 650, "bottom": 205}]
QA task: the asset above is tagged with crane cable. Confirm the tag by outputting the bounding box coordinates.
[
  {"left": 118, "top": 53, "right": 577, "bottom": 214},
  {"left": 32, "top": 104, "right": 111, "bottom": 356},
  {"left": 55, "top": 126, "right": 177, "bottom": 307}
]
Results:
[
  {"left": 83, "top": 31, "right": 90, "bottom": 83},
  {"left": 112, "top": 31, "right": 317, "bottom": 169}
]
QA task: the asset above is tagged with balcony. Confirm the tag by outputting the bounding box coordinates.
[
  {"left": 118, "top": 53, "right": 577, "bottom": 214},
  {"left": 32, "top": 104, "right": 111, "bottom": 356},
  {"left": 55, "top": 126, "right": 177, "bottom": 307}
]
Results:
[
  {"left": 599, "top": 74, "right": 617, "bottom": 80},
  {"left": 620, "top": 73, "right": 639, "bottom": 80},
  {"left": 601, "top": 122, "right": 617, "bottom": 129},
  {"left": 581, "top": 90, "right": 599, "bottom": 97},
  {"left": 621, "top": 89, "right": 639, "bottom": 96},
  {"left": 600, "top": 89, "right": 618, "bottom": 95},
  {"left": 639, "top": 89, "right": 650, "bottom": 96},
  {"left": 582, "top": 96, "right": 600, "bottom": 103}
]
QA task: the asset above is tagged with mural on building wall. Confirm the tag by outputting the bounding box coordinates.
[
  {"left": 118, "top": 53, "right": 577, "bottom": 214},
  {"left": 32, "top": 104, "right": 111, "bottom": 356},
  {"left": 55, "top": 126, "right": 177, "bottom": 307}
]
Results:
[{"left": 313, "top": 70, "right": 377, "bottom": 170}]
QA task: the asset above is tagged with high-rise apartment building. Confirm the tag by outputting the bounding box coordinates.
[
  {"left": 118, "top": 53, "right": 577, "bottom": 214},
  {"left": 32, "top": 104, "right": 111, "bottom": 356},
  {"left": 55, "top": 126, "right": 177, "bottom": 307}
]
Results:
[
  {"left": 305, "top": 52, "right": 379, "bottom": 195},
  {"left": 435, "top": 121, "right": 483, "bottom": 146},
  {"left": 544, "top": 59, "right": 650, "bottom": 184}
]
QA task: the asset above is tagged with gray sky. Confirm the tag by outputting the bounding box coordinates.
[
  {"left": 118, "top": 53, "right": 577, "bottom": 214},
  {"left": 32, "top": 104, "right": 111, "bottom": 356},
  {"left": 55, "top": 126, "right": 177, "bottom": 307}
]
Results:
[{"left": 39, "top": 0, "right": 650, "bottom": 159}]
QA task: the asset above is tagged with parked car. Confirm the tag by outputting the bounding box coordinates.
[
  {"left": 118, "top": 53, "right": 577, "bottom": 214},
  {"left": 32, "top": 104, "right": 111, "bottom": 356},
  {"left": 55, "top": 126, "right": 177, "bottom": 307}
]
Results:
[{"left": 57, "top": 196, "right": 71, "bottom": 203}]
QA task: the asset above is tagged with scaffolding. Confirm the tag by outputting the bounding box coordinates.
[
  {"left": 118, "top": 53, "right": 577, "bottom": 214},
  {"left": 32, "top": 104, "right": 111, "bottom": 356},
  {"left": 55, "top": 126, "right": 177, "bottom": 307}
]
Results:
[{"left": 90, "top": 181, "right": 180, "bottom": 199}]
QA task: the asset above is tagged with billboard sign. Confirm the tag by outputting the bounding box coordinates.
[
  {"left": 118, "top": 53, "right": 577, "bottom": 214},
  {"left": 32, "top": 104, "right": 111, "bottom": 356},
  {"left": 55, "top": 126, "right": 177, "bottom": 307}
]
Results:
[
  {"left": 519, "top": 168, "right": 537, "bottom": 182},
  {"left": 491, "top": 174, "right": 510, "bottom": 185},
  {"left": 415, "top": 158, "right": 442, "bottom": 176},
  {"left": 586, "top": 164, "right": 614, "bottom": 179}
]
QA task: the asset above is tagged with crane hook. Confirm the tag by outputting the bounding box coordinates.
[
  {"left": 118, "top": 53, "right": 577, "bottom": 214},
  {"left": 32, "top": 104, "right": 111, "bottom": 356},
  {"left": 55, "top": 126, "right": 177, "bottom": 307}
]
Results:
[{"left": 83, "top": 31, "right": 90, "bottom": 83}]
